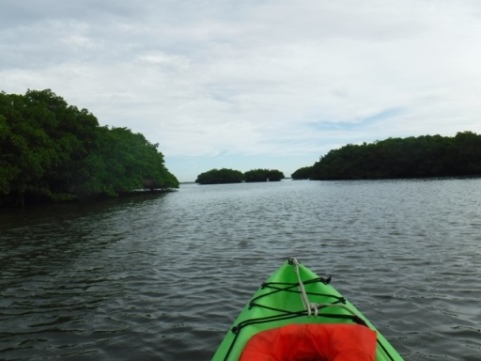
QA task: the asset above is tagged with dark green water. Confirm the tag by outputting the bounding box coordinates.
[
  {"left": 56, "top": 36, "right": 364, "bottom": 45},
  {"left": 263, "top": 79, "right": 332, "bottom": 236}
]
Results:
[{"left": 1, "top": 179, "right": 480, "bottom": 360}]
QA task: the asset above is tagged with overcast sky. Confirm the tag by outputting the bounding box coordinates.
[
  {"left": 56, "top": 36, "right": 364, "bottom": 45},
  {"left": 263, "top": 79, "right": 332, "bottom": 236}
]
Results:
[{"left": 2, "top": 0, "right": 481, "bottom": 181}]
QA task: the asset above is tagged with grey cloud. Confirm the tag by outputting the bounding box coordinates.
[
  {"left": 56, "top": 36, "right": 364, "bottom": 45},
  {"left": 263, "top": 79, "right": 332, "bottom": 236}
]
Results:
[
  {"left": 2, "top": 0, "right": 481, "bottom": 182},
  {"left": 0, "top": 0, "right": 142, "bottom": 27}
]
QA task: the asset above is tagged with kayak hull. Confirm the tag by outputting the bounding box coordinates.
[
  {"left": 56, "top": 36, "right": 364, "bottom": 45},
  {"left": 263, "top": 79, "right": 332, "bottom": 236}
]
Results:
[{"left": 211, "top": 259, "right": 404, "bottom": 361}]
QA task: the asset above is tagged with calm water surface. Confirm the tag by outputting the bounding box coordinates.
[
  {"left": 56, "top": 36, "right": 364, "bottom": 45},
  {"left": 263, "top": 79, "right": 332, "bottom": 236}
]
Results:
[{"left": 1, "top": 179, "right": 480, "bottom": 360}]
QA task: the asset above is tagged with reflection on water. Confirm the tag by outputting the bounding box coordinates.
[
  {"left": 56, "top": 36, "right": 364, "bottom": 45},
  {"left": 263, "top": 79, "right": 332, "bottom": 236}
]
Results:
[{"left": 1, "top": 179, "right": 480, "bottom": 361}]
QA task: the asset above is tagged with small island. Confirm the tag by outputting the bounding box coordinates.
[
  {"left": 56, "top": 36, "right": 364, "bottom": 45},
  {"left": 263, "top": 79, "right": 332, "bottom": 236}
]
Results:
[
  {"left": 196, "top": 168, "right": 285, "bottom": 184},
  {"left": 196, "top": 168, "right": 244, "bottom": 184},
  {"left": 244, "top": 169, "right": 284, "bottom": 182}
]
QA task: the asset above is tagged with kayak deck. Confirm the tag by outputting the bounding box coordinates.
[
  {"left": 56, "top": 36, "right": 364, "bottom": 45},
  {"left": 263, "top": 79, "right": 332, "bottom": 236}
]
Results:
[{"left": 211, "top": 258, "right": 405, "bottom": 361}]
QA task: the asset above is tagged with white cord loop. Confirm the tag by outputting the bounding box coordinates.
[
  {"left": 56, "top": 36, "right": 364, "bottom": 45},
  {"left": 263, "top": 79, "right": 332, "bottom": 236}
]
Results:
[
  {"left": 291, "top": 258, "right": 359, "bottom": 319},
  {"left": 292, "top": 257, "right": 313, "bottom": 316}
]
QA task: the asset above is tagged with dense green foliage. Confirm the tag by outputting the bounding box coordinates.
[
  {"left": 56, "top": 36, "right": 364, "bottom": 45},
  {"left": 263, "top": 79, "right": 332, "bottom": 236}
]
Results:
[
  {"left": 196, "top": 168, "right": 285, "bottom": 184},
  {"left": 0, "top": 89, "right": 179, "bottom": 206},
  {"left": 196, "top": 168, "right": 244, "bottom": 184},
  {"left": 244, "top": 169, "right": 285, "bottom": 182},
  {"left": 310, "top": 132, "right": 481, "bottom": 180},
  {"left": 291, "top": 166, "right": 313, "bottom": 180}
]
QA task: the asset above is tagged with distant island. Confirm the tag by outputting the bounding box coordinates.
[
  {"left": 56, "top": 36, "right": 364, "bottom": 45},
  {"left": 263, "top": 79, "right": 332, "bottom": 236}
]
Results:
[
  {"left": 292, "top": 132, "right": 481, "bottom": 180},
  {"left": 196, "top": 168, "right": 285, "bottom": 184},
  {"left": 0, "top": 89, "right": 179, "bottom": 207}
]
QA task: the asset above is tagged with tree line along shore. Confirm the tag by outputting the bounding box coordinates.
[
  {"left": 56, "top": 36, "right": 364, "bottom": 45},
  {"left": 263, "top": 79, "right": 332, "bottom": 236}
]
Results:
[
  {"left": 2, "top": 89, "right": 480, "bottom": 206},
  {"left": 196, "top": 133, "right": 481, "bottom": 184},
  {"left": 0, "top": 89, "right": 179, "bottom": 207},
  {"left": 292, "top": 132, "right": 481, "bottom": 180}
]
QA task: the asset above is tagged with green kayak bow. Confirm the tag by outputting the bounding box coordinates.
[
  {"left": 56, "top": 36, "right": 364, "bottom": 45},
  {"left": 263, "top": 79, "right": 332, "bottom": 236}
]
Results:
[{"left": 212, "top": 258, "right": 405, "bottom": 361}]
